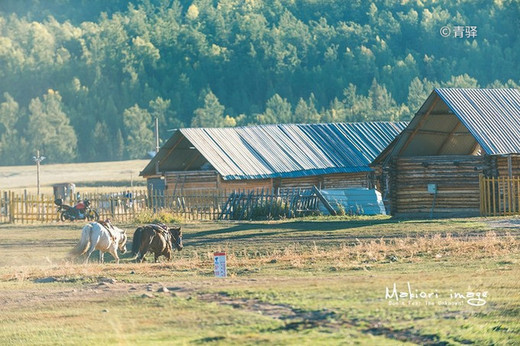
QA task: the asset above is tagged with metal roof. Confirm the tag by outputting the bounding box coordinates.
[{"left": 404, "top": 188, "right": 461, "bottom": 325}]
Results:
[
  {"left": 373, "top": 88, "right": 520, "bottom": 164},
  {"left": 435, "top": 88, "right": 520, "bottom": 155},
  {"left": 141, "top": 122, "right": 406, "bottom": 180}
]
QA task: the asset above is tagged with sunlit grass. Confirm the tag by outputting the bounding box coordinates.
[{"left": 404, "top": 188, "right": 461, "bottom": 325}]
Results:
[{"left": 0, "top": 217, "right": 519, "bottom": 344}]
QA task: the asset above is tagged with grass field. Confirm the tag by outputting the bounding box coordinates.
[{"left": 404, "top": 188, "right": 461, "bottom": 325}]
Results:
[
  {"left": 0, "top": 216, "right": 519, "bottom": 345},
  {"left": 0, "top": 159, "right": 149, "bottom": 194}
]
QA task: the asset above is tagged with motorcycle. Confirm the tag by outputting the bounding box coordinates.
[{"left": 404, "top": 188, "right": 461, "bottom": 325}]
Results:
[{"left": 55, "top": 198, "right": 99, "bottom": 222}]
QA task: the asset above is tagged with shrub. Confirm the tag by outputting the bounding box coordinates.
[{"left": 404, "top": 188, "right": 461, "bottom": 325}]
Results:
[{"left": 133, "top": 209, "right": 182, "bottom": 225}]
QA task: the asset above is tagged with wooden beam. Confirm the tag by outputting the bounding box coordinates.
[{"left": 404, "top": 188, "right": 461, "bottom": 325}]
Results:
[
  {"left": 508, "top": 154, "right": 513, "bottom": 179},
  {"left": 399, "top": 95, "right": 440, "bottom": 155},
  {"left": 184, "top": 152, "right": 202, "bottom": 171},
  {"left": 469, "top": 141, "right": 481, "bottom": 155},
  {"left": 158, "top": 136, "right": 187, "bottom": 165},
  {"left": 435, "top": 120, "right": 465, "bottom": 155},
  {"left": 312, "top": 186, "right": 337, "bottom": 216}
]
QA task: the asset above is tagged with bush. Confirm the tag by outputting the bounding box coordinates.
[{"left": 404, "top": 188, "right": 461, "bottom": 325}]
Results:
[{"left": 133, "top": 209, "right": 182, "bottom": 225}]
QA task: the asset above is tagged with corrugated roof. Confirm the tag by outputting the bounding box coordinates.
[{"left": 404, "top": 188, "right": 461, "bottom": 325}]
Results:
[
  {"left": 372, "top": 88, "right": 520, "bottom": 164},
  {"left": 141, "top": 122, "right": 407, "bottom": 180},
  {"left": 435, "top": 88, "right": 520, "bottom": 155}
]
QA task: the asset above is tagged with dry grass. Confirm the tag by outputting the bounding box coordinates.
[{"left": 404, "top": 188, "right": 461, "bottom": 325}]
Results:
[
  {"left": 4, "top": 231, "right": 516, "bottom": 283},
  {"left": 210, "top": 231, "right": 520, "bottom": 271},
  {"left": 0, "top": 159, "right": 149, "bottom": 193}
]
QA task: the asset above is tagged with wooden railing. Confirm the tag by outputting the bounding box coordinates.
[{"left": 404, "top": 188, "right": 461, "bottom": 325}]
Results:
[{"left": 479, "top": 175, "right": 520, "bottom": 216}]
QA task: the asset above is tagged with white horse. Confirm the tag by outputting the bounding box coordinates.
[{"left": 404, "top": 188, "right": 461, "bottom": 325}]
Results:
[{"left": 69, "top": 222, "right": 128, "bottom": 263}]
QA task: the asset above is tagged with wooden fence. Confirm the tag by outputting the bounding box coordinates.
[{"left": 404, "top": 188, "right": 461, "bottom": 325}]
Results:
[
  {"left": 219, "top": 188, "right": 320, "bottom": 220},
  {"left": 480, "top": 175, "right": 520, "bottom": 216},
  {"left": 0, "top": 188, "right": 322, "bottom": 224},
  {"left": 0, "top": 191, "right": 57, "bottom": 224}
]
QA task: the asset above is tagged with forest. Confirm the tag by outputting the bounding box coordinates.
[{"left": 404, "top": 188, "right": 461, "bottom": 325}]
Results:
[{"left": 0, "top": 0, "right": 518, "bottom": 164}]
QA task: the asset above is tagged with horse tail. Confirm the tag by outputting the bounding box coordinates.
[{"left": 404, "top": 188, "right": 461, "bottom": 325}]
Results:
[
  {"left": 69, "top": 223, "right": 92, "bottom": 257},
  {"left": 132, "top": 227, "right": 143, "bottom": 256}
]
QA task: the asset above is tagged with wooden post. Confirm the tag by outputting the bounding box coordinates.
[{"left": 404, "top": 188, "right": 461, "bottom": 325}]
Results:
[
  {"left": 481, "top": 176, "right": 486, "bottom": 216},
  {"left": 486, "top": 176, "right": 491, "bottom": 216},
  {"left": 508, "top": 155, "right": 513, "bottom": 214},
  {"left": 33, "top": 150, "right": 46, "bottom": 196},
  {"left": 517, "top": 177, "right": 520, "bottom": 215},
  {"left": 9, "top": 191, "right": 14, "bottom": 223},
  {"left": 491, "top": 177, "right": 496, "bottom": 216}
]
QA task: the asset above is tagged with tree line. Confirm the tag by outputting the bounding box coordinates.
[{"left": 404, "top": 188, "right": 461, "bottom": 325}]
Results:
[{"left": 0, "top": 0, "right": 518, "bottom": 165}]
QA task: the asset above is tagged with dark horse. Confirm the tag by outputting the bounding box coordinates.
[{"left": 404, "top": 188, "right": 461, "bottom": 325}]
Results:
[{"left": 131, "top": 224, "right": 183, "bottom": 262}]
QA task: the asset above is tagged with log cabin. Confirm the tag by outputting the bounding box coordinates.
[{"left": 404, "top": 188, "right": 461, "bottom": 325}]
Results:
[
  {"left": 372, "top": 88, "right": 520, "bottom": 217},
  {"left": 140, "top": 122, "right": 406, "bottom": 196}
]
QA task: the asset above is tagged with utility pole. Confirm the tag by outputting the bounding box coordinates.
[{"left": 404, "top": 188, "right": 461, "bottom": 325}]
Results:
[
  {"left": 33, "top": 150, "right": 46, "bottom": 196},
  {"left": 155, "top": 116, "right": 160, "bottom": 154}
]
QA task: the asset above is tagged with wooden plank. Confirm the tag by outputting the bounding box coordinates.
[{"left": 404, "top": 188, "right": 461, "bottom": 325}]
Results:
[{"left": 312, "top": 186, "right": 336, "bottom": 216}]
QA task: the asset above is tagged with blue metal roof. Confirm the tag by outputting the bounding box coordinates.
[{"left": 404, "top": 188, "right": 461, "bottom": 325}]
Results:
[
  {"left": 435, "top": 88, "right": 520, "bottom": 155},
  {"left": 172, "top": 122, "right": 406, "bottom": 180}
]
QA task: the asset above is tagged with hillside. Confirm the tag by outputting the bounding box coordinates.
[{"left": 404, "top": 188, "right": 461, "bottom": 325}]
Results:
[{"left": 0, "top": 0, "right": 518, "bottom": 165}]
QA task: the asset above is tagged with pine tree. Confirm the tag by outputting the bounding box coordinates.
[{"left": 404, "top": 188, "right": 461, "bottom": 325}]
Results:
[
  {"left": 191, "top": 90, "right": 234, "bottom": 127},
  {"left": 293, "top": 94, "right": 320, "bottom": 123},
  {"left": 0, "top": 93, "right": 29, "bottom": 165},
  {"left": 256, "top": 94, "right": 292, "bottom": 124},
  {"left": 122, "top": 104, "right": 154, "bottom": 159},
  {"left": 27, "top": 90, "right": 77, "bottom": 163}
]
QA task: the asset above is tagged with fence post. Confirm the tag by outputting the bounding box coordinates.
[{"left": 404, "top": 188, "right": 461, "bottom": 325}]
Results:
[
  {"left": 479, "top": 174, "right": 485, "bottom": 216},
  {"left": 9, "top": 191, "right": 14, "bottom": 223}
]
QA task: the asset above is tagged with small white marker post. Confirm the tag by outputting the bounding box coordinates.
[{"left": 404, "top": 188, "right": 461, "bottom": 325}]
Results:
[{"left": 214, "top": 252, "right": 227, "bottom": 278}]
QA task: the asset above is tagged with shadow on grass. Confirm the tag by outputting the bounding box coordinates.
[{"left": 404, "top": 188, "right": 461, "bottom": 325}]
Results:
[
  {"left": 185, "top": 218, "right": 405, "bottom": 246},
  {"left": 183, "top": 216, "right": 488, "bottom": 246},
  {"left": 193, "top": 218, "right": 399, "bottom": 236}
]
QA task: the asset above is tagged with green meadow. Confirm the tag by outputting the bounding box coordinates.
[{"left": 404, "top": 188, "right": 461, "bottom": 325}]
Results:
[{"left": 0, "top": 216, "right": 519, "bottom": 345}]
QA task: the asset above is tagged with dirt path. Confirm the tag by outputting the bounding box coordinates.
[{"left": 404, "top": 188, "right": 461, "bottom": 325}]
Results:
[{"left": 485, "top": 218, "right": 520, "bottom": 230}]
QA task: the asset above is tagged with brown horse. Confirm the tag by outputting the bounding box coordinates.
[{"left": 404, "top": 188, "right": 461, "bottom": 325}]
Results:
[{"left": 132, "top": 224, "right": 183, "bottom": 262}]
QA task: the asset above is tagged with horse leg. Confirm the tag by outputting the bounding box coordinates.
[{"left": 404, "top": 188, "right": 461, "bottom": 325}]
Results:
[
  {"left": 85, "top": 233, "right": 102, "bottom": 264},
  {"left": 108, "top": 244, "right": 120, "bottom": 264},
  {"left": 85, "top": 243, "right": 97, "bottom": 264},
  {"left": 154, "top": 234, "right": 168, "bottom": 262},
  {"left": 138, "top": 239, "right": 152, "bottom": 263},
  {"left": 99, "top": 251, "right": 104, "bottom": 264}
]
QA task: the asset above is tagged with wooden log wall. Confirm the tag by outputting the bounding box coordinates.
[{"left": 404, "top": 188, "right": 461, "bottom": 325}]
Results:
[
  {"left": 322, "top": 172, "right": 371, "bottom": 189},
  {"left": 165, "top": 170, "right": 219, "bottom": 193},
  {"left": 495, "top": 155, "right": 520, "bottom": 177},
  {"left": 278, "top": 172, "right": 371, "bottom": 190},
  {"left": 166, "top": 170, "right": 273, "bottom": 194},
  {"left": 390, "top": 155, "right": 486, "bottom": 216},
  {"left": 165, "top": 170, "right": 374, "bottom": 197},
  {"left": 220, "top": 178, "right": 273, "bottom": 191},
  {"left": 279, "top": 176, "right": 321, "bottom": 189}
]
